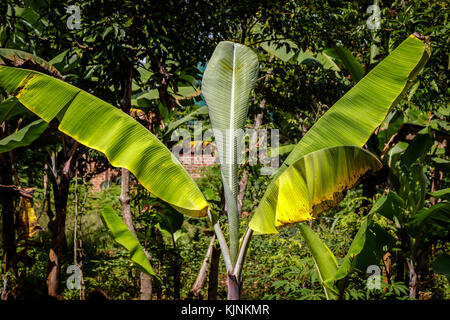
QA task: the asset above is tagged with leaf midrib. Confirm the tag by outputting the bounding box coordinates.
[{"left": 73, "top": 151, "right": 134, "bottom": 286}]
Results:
[{"left": 228, "top": 44, "right": 236, "bottom": 191}]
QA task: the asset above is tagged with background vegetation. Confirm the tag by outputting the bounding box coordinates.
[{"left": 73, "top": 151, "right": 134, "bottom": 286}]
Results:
[{"left": 0, "top": 0, "right": 448, "bottom": 300}]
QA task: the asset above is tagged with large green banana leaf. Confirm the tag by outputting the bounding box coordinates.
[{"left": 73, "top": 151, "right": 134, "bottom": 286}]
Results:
[
  {"left": 250, "top": 34, "right": 430, "bottom": 234},
  {"left": 268, "top": 146, "right": 381, "bottom": 228},
  {"left": 101, "top": 207, "right": 157, "bottom": 278},
  {"left": 201, "top": 41, "right": 259, "bottom": 260},
  {"left": 0, "top": 66, "right": 208, "bottom": 218},
  {"left": 0, "top": 119, "right": 48, "bottom": 154}
]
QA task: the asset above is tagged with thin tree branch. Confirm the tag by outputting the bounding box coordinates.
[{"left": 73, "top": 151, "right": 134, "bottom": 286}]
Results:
[{"left": 190, "top": 234, "right": 216, "bottom": 297}]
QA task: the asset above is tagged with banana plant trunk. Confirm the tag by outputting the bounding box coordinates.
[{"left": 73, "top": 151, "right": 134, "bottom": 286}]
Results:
[
  {"left": 227, "top": 274, "right": 241, "bottom": 300},
  {"left": 407, "top": 259, "right": 418, "bottom": 299}
]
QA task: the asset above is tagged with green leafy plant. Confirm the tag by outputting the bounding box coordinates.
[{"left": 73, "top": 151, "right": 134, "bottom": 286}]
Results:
[
  {"left": 373, "top": 125, "right": 449, "bottom": 298},
  {"left": 0, "top": 32, "right": 431, "bottom": 300},
  {"left": 199, "top": 34, "right": 430, "bottom": 299}
]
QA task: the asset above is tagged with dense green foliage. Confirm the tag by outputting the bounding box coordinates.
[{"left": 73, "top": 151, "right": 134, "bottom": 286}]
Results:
[{"left": 0, "top": 0, "right": 448, "bottom": 300}]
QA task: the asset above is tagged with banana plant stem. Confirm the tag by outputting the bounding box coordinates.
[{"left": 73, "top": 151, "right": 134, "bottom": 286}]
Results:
[
  {"left": 208, "top": 210, "right": 233, "bottom": 272},
  {"left": 233, "top": 227, "right": 253, "bottom": 280}
]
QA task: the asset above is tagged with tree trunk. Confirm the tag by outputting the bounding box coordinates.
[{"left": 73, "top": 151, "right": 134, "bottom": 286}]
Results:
[
  {"left": 208, "top": 242, "right": 221, "bottom": 300},
  {"left": 120, "top": 168, "right": 134, "bottom": 233},
  {"left": 73, "top": 173, "right": 86, "bottom": 300},
  {"left": 119, "top": 58, "right": 154, "bottom": 300},
  {"left": 140, "top": 271, "right": 153, "bottom": 300},
  {"left": 47, "top": 175, "right": 70, "bottom": 298},
  {"left": 46, "top": 138, "right": 78, "bottom": 299},
  {"left": 0, "top": 154, "right": 16, "bottom": 273}
]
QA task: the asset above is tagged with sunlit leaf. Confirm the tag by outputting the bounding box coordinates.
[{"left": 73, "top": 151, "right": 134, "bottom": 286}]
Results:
[
  {"left": 101, "top": 207, "right": 157, "bottom": 277},
  {"left": 0, "top": 66, "right": 208, "bottom": 217},
  {"left": 250, "top": 35, "right": 431, "bottom": 234}
]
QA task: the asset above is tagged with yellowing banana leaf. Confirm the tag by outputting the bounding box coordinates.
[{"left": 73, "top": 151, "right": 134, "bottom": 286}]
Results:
[
  {"left": 17, "top": 198, "right": 41, "bottom": 239},
  {"left": 101, "top": 207, "right": 157, "bottom": 278},
  {"left": 249, "top": 34, "right": 430, "bottom": 234},
  {"left": 0, "top": 119, "right": 48, "bottom": 154},
  {"left": 0, "top": 66, "right": 208, "bottom": 218},
  {"left": 267, "top": 146, "right": 381, "bottom": 229}
]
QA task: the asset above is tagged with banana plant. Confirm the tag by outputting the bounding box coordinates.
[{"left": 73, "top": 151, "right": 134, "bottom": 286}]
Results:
[
  {"left": 248, "top": 34, "right": 430, "bottom": 299},
  {"left": 0, "top": 65, "right": 208, "bottom": 218},
  {"left": 0, "top": 33, "right": 430, "bottom": 299},
  {"left": 375, "top": 126, "right": 449, "bottom": 298},
  {"left": 101, "top": 207, "right": 158, "bottom": 278},
  {"left": 0, "top": 55, "right": 209, "bottom": 283},
  {"left": 200, "top": 34, "right": 430, "bottom": 299},
  {"left": 249, "top": 34, "right": 430, "bottom": 234}
]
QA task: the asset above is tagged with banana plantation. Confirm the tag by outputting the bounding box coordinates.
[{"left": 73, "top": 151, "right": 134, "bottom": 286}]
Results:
[{"left": 0, "top": 0, "right": 448, "bottom": 303}]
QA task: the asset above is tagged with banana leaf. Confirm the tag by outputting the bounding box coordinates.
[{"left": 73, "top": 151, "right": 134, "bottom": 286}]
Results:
[
  {"left": 201, "top": 41, "right": 259, "bottom": 261},
  {"left": 0, "top": 66, "right": 208, "bottom": 218},
  {"left": 250, "top": 34, "right": 431, "bottom": 234},
  {"left": 101, "top": 207, "right": 157, "bottom": 278},
  {"left": 298, "top": 223, "right": 338, "bottom": 299},
  {"left": 0, "top": 119, "right": 48, "bottom": 154},
  {"left": 264, "top": 146, "right": 381, "bottom": 228},
  {"left": 302, "top": 212, "right": 395, "bottom": 300},
  {"left": 323, "top": 46, "right": 365, "bottom": 83}
]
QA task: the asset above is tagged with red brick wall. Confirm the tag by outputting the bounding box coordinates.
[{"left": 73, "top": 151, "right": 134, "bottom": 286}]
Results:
[
  {"left": 90, "top": 168, "right": 118, "bottom": 192},
  {"left": 89, "top": 154, "right": 216, "bottom": 192},
  {"left": 178, "top": 154, "right": 217, "bottom": 179}
]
